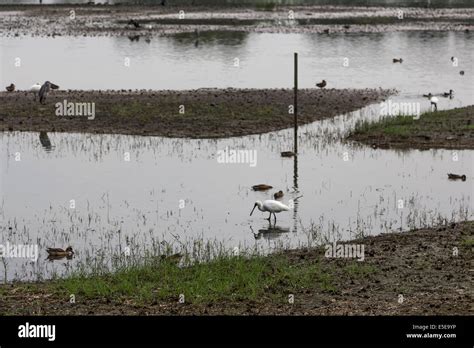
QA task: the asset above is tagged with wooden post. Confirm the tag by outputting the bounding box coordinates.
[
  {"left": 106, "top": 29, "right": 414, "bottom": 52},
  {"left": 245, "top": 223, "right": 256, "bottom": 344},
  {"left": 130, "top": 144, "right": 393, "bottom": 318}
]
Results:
[{"left": 294, "top": 52, "right": 298, "bottom": 155}]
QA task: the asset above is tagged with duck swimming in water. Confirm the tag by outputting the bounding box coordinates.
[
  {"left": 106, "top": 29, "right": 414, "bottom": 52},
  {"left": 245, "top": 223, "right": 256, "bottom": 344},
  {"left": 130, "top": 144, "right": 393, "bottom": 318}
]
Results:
[
  {"left": 392, "top": 58, "right": 403, "bottom": 63},
  {"left": 252, "top": 184, "right": 273, "bottom": 191},
  {"left": 442, "top": 89, "right": 454, "bottom": 97},
  {"left": 448, "top": 173, "right": 466, "bottom": 181},
  {"left": 46, "top": 246, "right": 74, "bottom": 257},
  {"left": 273, "top": 191, "right": 284, "bottom": 200}
]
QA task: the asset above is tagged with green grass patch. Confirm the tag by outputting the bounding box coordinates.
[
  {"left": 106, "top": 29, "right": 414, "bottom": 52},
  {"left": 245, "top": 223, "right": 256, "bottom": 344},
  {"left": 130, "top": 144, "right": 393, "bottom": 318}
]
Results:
[
  {"left": 351, "top": 106, "right": 474, "bottom": 138},
  {"left": 49, "top": 254, "right": 334, "bottom": 304},
  {"left": 461, "top": 236, "right": 474, "bottom": 247}
]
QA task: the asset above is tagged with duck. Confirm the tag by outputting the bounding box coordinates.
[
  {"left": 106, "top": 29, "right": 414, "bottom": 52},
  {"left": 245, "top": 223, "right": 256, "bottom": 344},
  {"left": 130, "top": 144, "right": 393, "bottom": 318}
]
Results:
[
  {"left": 442, "top": 89, "right": 453, "bottom": 97},
  {"left": 447, "top": 173, "right": 466, "bottom": 181},
  {"left": 423, "top": 93, "right": 433, "bottom": 98},
  {"left": 46, "top": 246, "right": 74, "bottom": 257},
  {"left": 281, "top": 151, "right": 295, "bottom": 157},
  {"left": 316, "top": 80, "right": 326, "bottom": 89},
  {"left": 460, "top": 70, "right": 465, "bottom": 75},
  {"left": 127, "top": 19, "right": 141, "bottom": 28},
  {"left": 273, "top": 191, "right": 284, "bottom": 200},
  {"left": 392, "top": 58, "right": 403, "bottom": 63},
  {"left": 5, "top": 83, "right": 15, "bottom": 92},
  {"left": 252, "top": 184, "right": 273, "bottom": 191},
  {"left": 160, "top": 253, "right": 182, "bottom": 264}
]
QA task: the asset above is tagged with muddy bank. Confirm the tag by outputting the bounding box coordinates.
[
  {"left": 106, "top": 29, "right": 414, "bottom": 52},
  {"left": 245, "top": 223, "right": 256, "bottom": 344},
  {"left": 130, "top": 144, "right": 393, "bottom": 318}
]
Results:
[
  {"left": 347, "top": 105, "right": 474, "bottom": 150},
  {"left": 0, "top": 88, "right": 393, "bottom": 138},
  {"left": 0, "top": 221, "right": 472, "bottom": 315},
  {"left": 0, "top": 5, "right": 473, "bottom": 37}
]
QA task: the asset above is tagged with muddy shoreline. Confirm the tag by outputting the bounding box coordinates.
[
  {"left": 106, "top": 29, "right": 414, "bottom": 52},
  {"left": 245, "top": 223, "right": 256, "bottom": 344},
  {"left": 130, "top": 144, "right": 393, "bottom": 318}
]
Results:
[
  {"left": 0, "top": 88, "right": 393, "bottom": 138},
  {"left": 0, "top": 221, "right": 471, "bottom": 315},
  {"left": 0, "top": 5, "right": 473, "bottom": 37}
]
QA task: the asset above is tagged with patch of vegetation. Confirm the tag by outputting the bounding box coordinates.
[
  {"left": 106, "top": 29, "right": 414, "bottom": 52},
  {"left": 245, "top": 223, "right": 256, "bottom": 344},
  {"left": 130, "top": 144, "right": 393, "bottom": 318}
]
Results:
[
  {"left": 48, "top": 254, "right": 333, "bottom": 304},
  {"left": 461, "top": 236, "right": 474, "bottom": 247},
  {"left": 348, "top": 106, "right": 474, "bottom": 149},
  {"left": 255, "top": 2, "right": 277, "bottom": 11}
]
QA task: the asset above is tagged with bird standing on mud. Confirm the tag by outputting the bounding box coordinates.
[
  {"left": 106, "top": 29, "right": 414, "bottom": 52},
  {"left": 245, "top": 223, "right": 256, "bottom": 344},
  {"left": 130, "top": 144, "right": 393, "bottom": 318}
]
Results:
[
  {"left": 316, "top": 80, "right": 326, "bottom": 89},
  {"left": 38, "top": 81, "right": 59, "bottom": 105},
  {"left": 5, "top": 83, "right": 15, "bottom": 92},
  {"left": 30, "top": 82, "right": 41, "bottom": 100},
  {"left": 429, "top": 96, "right": 439, "bottom": 111},
  {"left": 250, "top": 200, "right": 290, "bottom": 223}
]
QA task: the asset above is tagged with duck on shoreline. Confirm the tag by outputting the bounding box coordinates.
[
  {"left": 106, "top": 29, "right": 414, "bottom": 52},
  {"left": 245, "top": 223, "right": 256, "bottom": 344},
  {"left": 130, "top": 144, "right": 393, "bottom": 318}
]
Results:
[
  {"left": 5, "top": 83, "right": 15, "bottom": 92},
  {"left": 316, "top": 80, "right": 326, "bottom": 89}
]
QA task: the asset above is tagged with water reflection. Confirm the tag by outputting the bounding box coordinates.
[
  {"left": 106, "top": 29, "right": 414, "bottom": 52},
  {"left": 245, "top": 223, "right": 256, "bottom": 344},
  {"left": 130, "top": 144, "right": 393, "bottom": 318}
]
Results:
[
  {"left": 39, "top": 131, "right": 53, "bottom": 152},
  {"left": 251, "top": 225, "right": 291, "bottom": 240}
]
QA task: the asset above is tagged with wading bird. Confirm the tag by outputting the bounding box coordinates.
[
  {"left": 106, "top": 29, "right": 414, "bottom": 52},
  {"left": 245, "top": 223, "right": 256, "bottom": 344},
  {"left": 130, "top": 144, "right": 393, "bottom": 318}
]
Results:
[
  {"left": 39, "top": 81, "right": 59, "bottom": 104},
  {"left": 429, "top": 96, "right": 439, "bottom": 111},
  {"left": 5, "top": 83, "right": 15, "bottom": 92},
  {"left": 30, "top": 82, "right": 41, "bottom": 100},
  {"left": 316, "top": 80, "right": 326, "bottom": 89},
  {"left": 250, "top": 200, "right": 290, "bottom": 223}
]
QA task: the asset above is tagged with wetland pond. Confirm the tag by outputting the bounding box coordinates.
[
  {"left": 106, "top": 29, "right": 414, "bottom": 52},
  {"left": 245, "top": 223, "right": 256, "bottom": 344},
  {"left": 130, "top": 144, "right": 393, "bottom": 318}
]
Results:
[{"left": 0, "top": 30, "right": 473, "bottom": 281}]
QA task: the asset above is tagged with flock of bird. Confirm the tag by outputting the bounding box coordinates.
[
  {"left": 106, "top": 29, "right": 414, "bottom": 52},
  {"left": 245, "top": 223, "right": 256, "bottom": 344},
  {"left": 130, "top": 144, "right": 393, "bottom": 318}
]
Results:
[{"left": 4, "top": 81, "right": 60, "bottom": 104}]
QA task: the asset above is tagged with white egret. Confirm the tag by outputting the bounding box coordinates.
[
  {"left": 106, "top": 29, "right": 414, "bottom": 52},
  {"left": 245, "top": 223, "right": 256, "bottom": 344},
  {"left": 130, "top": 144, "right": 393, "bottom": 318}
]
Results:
[
  {"left": 30, "top": 83, "right": 41, "bottom": 100},
  {"left": 430, "top": 96, "right": 439, "bottom": 111},
  {"left": 250, "top": 200, "right": 290, "bottom": 223}
]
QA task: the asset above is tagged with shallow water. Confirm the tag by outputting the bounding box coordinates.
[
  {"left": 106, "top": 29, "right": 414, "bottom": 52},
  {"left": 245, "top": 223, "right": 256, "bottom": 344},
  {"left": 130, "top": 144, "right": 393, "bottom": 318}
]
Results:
[
  {"left": 0, "top": 30, "right": 473, "bottom": 281},
  {"left": 1, "top": 32, "right": 473, "bottom": 107}
]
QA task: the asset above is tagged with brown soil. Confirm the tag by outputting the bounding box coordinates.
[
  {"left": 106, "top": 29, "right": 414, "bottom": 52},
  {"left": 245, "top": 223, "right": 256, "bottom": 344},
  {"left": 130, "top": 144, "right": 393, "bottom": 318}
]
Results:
[
  {"left": 0, "top": 221, "right": 472, "bottom": 315},
  {"left": 0, "top": 88, "right": 393, "bottom": 138}
]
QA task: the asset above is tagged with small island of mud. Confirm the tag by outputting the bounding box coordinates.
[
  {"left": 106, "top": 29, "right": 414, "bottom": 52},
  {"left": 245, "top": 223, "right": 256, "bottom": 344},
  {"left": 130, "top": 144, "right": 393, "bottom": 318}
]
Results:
[{"left": 0, "top": 88, "right": 393, "bottom": 138}]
